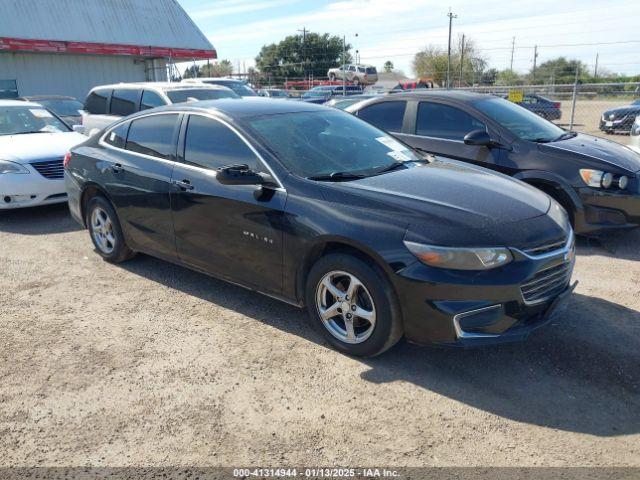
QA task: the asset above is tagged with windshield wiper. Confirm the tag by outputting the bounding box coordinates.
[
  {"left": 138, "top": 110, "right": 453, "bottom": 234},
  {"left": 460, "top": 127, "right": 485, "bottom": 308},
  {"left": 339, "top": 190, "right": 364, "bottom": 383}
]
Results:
[
  {"left": 10, "top": 131, "right": 49, "bottom": 135},
  {"left": 307, "top": 171, "right": 366, "bottom": 181},
  {"left": 553, "top": 131, "right": 577, "bottom": 141},
  {"left": 530, "top": 137, "right": 553, "bottom": 143}
]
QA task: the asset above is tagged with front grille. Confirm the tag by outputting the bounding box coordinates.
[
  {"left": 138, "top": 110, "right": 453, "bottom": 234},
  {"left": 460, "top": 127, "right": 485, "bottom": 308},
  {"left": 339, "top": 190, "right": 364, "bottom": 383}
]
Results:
[
  {"left": 522, "top": 236, "right": 567, "bottom": 256},
  {"left": 520, "top": 262, "right": 571, "bottom": 304},
  {"left": 31, "top": 158, "right": 64, "bottom": 179}
]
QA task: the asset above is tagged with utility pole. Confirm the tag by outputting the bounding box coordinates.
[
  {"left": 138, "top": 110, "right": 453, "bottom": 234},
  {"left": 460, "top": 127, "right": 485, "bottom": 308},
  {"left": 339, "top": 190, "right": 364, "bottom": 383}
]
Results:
[
  {"left": 510, "top": 37, "right": 515, "bottom": 71},
  {"left": 458, "top": 34, "right": 465, "bottom": 87},
  {"left": 298, "top": 27, "right": 307, "bottom": 82},
  {"left": 446, "top": 8, "right": 457, "bottom": 89},
  {"left": 532, "top": 45, "right": 538, "bottom": 84},
  {"left": 594, "top": 53, "right": 599, "bottom": 78},
  {"left": 342, "top": 35, "right": 346, "bottom": 95}
]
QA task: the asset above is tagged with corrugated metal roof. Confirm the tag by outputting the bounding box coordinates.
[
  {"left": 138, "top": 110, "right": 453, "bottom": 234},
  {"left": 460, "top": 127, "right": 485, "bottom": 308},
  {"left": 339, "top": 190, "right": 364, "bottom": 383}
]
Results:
[{"left": 0, "top": 0, "right": 214, "bottom": 51}]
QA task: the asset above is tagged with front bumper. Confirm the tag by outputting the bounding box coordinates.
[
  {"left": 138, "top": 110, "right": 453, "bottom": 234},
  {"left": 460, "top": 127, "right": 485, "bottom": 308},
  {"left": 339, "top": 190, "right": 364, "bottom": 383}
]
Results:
[
  {"left": 0, "top": 170, "right": 66, "bottom": 209},
  {"left": 574, "top": 186, "right": 640, "bottom": 234},
  {"left": 393, "top": 233, "right": 576, "bottom": 347},
  {"left": 599, "top": 117, "right": 634, "bottom": 133}
]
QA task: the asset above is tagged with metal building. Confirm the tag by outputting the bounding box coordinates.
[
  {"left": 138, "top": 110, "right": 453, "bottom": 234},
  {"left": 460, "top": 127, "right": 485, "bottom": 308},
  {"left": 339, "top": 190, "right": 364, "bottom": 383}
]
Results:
[{"left": 0, "top": 0, "right": 216, "bottom": 100}]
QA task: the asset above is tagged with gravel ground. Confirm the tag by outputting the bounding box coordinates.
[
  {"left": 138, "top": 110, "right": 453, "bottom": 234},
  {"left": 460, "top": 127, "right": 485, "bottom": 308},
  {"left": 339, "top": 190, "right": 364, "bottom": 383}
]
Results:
[{"left": 1, "top": 204, "right": 639, "bottom": 468}]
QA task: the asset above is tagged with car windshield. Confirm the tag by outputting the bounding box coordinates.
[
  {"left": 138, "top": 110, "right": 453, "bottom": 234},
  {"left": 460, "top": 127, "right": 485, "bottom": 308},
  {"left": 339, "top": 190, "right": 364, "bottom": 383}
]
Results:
[
  {"left": 245, "top": 109, "right": 423, "bottom": 178},
  {"left": 166, "top": 88, "right": 240, "bottom": 103},
  {"left": 36, "top": 99, "right": 84, "bottom": 117},
  {"left": 474, "top": 97, "right": 565, "bottom": 142},
  {"left": 0, "top": 106, "right": 71, "bottom": 135},
  {"left": 206, "top": 81, "right": 257, "bottom": 97}
]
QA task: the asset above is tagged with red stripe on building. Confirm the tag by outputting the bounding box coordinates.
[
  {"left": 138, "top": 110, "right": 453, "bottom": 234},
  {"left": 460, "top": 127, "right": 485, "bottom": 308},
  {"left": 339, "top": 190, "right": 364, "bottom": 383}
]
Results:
[{"left": 0, "top": 37, "right": 216, "bottom": 60}]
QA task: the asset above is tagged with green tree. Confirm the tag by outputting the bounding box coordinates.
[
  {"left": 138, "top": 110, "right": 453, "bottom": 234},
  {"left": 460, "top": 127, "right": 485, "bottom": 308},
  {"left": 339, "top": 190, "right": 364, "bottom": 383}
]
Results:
[
  {"left": 495, "top": 69, "right": 525, "bottom": 86},
  {"left": 183, "top": 64, "right": 200, "bottom": 79},
  {"left": 412, "top": 36, "right": 487, "bottom": 86},
  {"left": 255, "top": 32, "right": 351, "bottom": 78},
  {"left": 528, "top": 57, "right": 589, "bottom": 84},
  {"left": 201, "top": 59, "right": 233, "bottom": 77},
  {"left": 384, "top": 61, "right": 394, "bottom": 72}
]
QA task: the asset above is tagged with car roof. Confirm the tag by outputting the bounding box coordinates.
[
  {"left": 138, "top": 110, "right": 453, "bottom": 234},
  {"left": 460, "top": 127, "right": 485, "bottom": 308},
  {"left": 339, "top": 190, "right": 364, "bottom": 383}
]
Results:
[
  {"left": 0, "top": 99, "right": 42, "bottom": 107},
  {"left": 134, "top": 98, "right": 326, "bottom": 119},
  {"left": 384, "top": 90, "right": 493, "bottom": 102},
  {"left": 90, "top": 82, "right": 230, "bottom": 92},
  {"left": 190, "top": 78, "right": 243, "bottom": 83}
]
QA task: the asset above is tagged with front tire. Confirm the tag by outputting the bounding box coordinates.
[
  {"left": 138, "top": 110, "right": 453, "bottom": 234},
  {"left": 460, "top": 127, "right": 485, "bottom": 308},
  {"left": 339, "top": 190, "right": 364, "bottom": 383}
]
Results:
[
  {"left": 329, "top": 73, "right": 336, "bottom": 81},
  {"left": 86, "top": 196, "right": 135, "bottom": 263},
  {"left": 305, "top": 253, "right": 403, "bottom": 357}
]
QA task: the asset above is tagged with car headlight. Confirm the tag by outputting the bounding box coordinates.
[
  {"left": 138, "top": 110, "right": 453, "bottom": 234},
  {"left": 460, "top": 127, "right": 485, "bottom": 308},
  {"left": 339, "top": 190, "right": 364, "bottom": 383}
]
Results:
[
  {"left": 403, "top": 241, "right": 513, "bottom": 270},
  {"left": 579, "top": 169, "right": 628, "bottom": 190},
  {"left": 0, "top": 159, "right": 29, "bottom": 174}
]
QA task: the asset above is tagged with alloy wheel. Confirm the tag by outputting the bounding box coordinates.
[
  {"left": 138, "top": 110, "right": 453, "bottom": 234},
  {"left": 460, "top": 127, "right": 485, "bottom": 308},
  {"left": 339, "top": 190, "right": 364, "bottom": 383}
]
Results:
[
  {"left": 90, "top": 206, "right": 116, "bottom": 254},
  {"left": 315, "top": 270, "right": 376, "bottom": 344}
]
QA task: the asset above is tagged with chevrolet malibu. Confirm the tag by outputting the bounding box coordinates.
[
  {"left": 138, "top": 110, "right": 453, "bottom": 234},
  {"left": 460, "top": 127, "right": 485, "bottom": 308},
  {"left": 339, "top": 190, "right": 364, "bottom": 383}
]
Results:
[
  {"left": 0, "top": 100, "right": 85, "bottom": 209},
  {"left": 65, "top": 99, "right": 576, "bottom": 357}
]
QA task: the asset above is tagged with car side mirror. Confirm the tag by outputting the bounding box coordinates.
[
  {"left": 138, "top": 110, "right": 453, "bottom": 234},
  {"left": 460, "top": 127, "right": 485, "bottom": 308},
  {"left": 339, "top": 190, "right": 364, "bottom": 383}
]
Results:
[
  {"left": 463, "top": 129, "right": 493, "bottom": 146},
  {"left": 216, "top": 164, "right": 275, "bottom": 187}
]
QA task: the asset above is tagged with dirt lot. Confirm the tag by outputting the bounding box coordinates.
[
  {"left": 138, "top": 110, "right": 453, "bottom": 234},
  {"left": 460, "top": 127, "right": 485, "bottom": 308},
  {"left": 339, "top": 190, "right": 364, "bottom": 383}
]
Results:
[
  {"left": 1, "top": 204, "right": 639, "bottom": 468},
  {"left": 558, "top": 99, "right": 634, "bottom": 146}
]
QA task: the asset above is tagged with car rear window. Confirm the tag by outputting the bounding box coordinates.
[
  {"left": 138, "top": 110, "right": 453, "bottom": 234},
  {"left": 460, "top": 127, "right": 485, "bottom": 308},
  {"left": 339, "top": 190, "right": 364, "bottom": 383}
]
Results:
[
  {"left": 365, "top": 67, "right": 377, "bottom": 74},
  {"left": 125, "top": 114, "right": 179, "bottom": 160},
  {"left": 110, "top": 89, "right": 139, "bottom": 116},
  {"left": 84, "top": 89, "right": 110, "bottom": 115},
  {"left": 141, "top": 90, "right": 166, "bottom": 110}
]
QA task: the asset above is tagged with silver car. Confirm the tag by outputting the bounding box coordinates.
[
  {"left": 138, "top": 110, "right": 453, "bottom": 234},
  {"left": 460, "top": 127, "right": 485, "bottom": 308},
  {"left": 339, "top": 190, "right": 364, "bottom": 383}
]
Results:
[
  {"left": 630, "top": 115, "right": 640, "bottom": 154},
  {"left": 327, "top": 64, "right": 378, "bottom": 86}
]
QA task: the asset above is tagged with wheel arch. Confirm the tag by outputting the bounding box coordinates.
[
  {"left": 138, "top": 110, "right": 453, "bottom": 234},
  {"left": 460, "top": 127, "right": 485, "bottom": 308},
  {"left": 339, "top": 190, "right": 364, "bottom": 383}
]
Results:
[
  {"left": 513, "top": 170, "right": 582, "bottom": 220},
  {"left": 295, "top": 236, "right": 396, "bottom": 307},
  {"left": 79, "top": 183, "right": 115, "bottom": 227}
]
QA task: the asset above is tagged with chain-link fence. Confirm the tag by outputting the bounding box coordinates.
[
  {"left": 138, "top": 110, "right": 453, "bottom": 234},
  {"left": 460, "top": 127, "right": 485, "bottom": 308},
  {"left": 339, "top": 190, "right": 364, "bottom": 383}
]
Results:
[{"left": 456, "top": 82, "right": 640, "bottom": 147}]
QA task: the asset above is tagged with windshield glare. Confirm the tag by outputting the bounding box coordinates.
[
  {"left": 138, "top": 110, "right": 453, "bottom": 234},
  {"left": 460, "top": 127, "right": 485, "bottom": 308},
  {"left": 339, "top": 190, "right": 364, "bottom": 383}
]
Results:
[
  {"left": 0, "top": 106, "right": 70, "bottom": 135},
  {"left": 246, "top": 110, "right": 422, "bottom": 178},
  {"left": 37, "top": 99, "right": 84, "bottom": 117},
  {"left": 166, "top": 89, "right": 239, "bottom": 103},
  {"left": 474, "top": 97, "right": 564, "bottom": 141}
]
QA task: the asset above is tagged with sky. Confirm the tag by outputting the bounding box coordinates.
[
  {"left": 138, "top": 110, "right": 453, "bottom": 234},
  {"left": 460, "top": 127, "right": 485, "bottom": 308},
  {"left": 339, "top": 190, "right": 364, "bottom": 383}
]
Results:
[{"left": 178, "top": 0, "right": 640, "bottom": 77}]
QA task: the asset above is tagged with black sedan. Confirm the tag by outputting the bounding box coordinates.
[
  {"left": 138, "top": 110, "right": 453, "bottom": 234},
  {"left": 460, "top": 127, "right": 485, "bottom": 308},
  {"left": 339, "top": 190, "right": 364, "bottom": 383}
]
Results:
[
  {"left": 505, "top": 94, "right": 562, "bottom": 121},
  {"left": 600, "top": 99, "right": 640, "bottom": 134},
  {"left": 346, "top": 91, "right": 640, "bottom": 236},
  {"left": 65, "top": 99, "right": 575, "bottom": 356}
]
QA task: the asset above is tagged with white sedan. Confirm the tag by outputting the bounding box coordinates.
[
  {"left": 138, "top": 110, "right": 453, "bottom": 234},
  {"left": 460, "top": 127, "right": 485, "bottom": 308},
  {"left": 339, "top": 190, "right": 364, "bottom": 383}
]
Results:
[
  {"left": 630, "top": 115, "right": 640, "bottom": 155},
  {"left": 0, "top": 100, "right": 85, "bottom": 209}
]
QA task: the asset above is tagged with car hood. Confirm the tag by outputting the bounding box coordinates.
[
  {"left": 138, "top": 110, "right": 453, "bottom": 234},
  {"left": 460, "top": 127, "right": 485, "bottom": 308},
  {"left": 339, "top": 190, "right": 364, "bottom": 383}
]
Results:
[
  {"left": 0, "top": 132, "right": 86, "bottom": 163},
  {"left": 603, "top": 105, "right": 640, "bottom": 116},
  {"left": 539, "top": 133, "right": 640, "bottom": 174},
  {"left": 320, "top": 158, "right": 564, "bottom": 247}
]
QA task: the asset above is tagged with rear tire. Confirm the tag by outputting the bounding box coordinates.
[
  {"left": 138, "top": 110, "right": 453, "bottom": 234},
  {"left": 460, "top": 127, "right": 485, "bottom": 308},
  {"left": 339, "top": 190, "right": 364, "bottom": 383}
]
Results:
[
  {"left": 305, "top": 253, "right": 403, "bottom": 357},
  {"left": 353, "top": 77, "right": 360, "bottom": 87},
  {"left": 86, "top": 196, "right": 135, "bottom": 263},
  {"left": 329, "top": 73, "right": 336, "bottom": 82}
]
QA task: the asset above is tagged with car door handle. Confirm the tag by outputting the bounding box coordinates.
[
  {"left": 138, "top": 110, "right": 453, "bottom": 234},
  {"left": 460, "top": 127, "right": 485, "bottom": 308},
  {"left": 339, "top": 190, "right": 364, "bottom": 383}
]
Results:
[
  {"left": 111, "top": 163, "right": 124, "bottom": 173},
  {"left": 173, "top": 179, "right": 194, "bottom": 191}
]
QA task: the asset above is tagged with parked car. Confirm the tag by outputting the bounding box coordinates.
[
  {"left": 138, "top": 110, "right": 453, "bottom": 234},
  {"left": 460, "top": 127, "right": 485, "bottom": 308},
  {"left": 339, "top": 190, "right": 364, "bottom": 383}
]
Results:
[
  {"left": 301, "top": 85, "right": 363, "bottom": 104},
  {"left": 629, "top": 115, "right": 640, "bottom": 154},
  {"left": 80, "top": 83, "right": 239, "bottom": 135},
  {"left": 346, "top": 91, "right": 640, "bottom": 236},
  {"left": 182, "top": 78, "right": 258, "bottom": 97},
  {"left": 505, "top": 94, "right": 562, "bottom": 121},
  {"left": 391, "top": 80, "right": 434, "bottom": 92},
  {"left": 327, "top": 64, "right": 378, "bottom": 86},
  {"left": 65, "top": 99, "right": 575, "bottom": 356},
  {"left": 600, "top": 99, "right": 640, "bottom": 134},
  {"left": 19, "top": 95, "right": 84, "bottom": 126},
  {"left": 258, "top": 88, "right": 290, "bottom": 98},
  {"left": 324, "top": 94, "right": 380, "bottom": 110},
  {"left": 0, "top": 100, "right": 85, "bottom": 209}
]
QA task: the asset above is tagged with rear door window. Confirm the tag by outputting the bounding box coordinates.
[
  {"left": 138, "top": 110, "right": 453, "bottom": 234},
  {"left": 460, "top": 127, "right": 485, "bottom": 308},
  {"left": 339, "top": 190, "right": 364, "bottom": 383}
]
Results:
[
  {"left": 416, "top": 102, "right": 486, "bottom": 140},
  {"left": 110, "top": 89, "right": 139, "bottom": 116},
  {"left": 104, "top": 122, "right": 130, "bottom": 149},
  {"left": 357, "top": 101, "right": 407, "bottom": 133},
  {"left": 141, "top": 90, "right": 166, "bottom": 110},
  {"left": 126, "top": 114, "right": 179, "bottom": 160},
  {"left": 184, "top": 115, "right": 259, "bottom": 171},
  {"left": 85, "top": 89, "right": 110, "bottom": 114}
]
